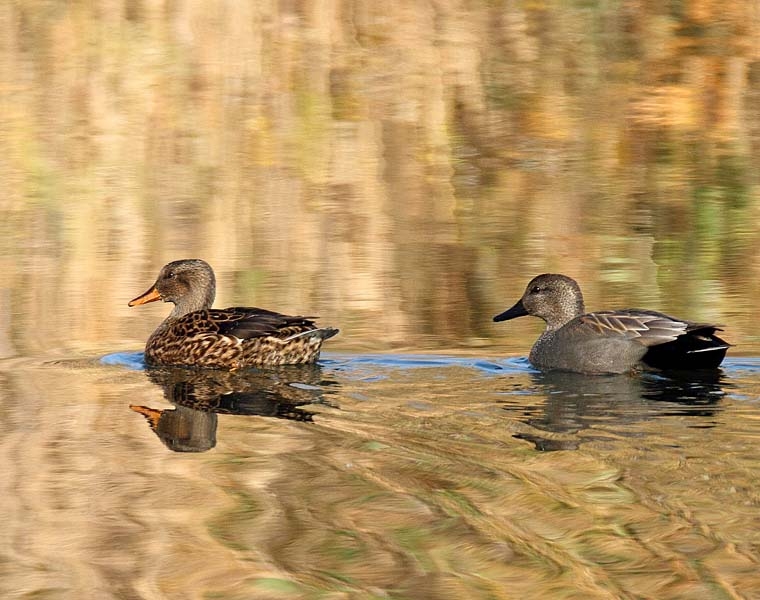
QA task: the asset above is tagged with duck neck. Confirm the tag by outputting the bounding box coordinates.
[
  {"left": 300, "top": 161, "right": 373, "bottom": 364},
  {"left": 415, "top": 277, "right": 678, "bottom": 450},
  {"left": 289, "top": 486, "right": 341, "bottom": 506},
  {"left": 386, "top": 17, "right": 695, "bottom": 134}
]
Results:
[
  {"left": 169, "top": 285, "right": 215, "bottom": 320},
  {"left": 544, "top": 296, "right": 585, "bottom": 332}
]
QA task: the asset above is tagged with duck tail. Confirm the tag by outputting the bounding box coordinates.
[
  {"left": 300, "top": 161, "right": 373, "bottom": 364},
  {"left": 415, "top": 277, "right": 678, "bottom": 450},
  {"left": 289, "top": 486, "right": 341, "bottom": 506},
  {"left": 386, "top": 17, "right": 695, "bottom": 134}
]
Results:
[
  {"left": 285, "top": 327, "right": 339, "bottom": 342},
  {"left": 642, "top": 327, "right": 729, "bottom": 370}
]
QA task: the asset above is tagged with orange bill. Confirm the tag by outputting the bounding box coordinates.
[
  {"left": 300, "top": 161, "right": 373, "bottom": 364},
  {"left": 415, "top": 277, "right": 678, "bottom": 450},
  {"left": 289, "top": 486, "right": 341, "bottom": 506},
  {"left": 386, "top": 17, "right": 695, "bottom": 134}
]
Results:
[{"left": 128, "top": 285, "right": 162, "bottom": 306}]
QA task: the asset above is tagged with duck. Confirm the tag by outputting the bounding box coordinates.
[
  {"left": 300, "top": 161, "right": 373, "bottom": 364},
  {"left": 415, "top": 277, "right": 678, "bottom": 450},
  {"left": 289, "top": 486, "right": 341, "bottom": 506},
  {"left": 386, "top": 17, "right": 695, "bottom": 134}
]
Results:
[
  {"left": 493, "top": 274, "right": 729, "bottom": 374},
  {"left": 128, "top": 259, "right": 339, "bottom": 369}
]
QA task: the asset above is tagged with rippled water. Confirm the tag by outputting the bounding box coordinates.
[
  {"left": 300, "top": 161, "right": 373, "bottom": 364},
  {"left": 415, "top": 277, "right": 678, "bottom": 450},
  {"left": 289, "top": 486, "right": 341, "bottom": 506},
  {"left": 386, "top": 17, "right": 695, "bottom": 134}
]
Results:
[{"left": 2, "top": 352, "right": 758, "bottom": 599}]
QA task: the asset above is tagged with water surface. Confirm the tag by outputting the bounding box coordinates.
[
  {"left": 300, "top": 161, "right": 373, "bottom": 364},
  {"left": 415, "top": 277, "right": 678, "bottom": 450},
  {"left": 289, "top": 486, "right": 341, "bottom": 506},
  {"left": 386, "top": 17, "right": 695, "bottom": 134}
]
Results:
[{"left": 2, "top": 352, "right": 758, "bottom": 599}]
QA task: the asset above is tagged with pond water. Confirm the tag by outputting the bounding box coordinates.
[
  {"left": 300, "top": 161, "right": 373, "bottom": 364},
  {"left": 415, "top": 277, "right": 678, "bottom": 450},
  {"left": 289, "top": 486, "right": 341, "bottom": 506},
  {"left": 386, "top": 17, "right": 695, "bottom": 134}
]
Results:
[
  {"left": 3, "top": 353, "right": 760, "bottom": 599},
  {"left": 3, "top": 2, "right": 760, "bottom": 599}
]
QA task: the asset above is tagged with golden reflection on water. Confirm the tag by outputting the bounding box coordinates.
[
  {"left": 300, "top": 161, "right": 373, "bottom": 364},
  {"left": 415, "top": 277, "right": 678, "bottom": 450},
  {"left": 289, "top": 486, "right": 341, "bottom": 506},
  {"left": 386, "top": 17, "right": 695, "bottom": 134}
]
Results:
[
  {"left": 4, "top": 358, "right": 760, "bottom": 599},
  {"left": 2, "top": 2, "right": 760, "bottom": 599}
]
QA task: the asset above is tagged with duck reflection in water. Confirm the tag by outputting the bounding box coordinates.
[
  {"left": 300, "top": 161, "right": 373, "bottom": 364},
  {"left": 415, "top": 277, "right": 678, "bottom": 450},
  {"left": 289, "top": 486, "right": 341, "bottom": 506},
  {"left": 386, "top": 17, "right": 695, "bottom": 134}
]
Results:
[
  {"left": 131, "top": 365, "right": 336, "bottom": 452},
  {"left": 506, "top": 370, "right": 727, "bottom": 451}
]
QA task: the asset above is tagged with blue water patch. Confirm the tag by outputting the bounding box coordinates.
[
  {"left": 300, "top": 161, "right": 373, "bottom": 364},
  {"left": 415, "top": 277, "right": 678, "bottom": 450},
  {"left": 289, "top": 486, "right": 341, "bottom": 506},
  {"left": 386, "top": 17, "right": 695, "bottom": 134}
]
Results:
[
  {"left": 320, "top": 353, "right": 532, "bottom": 375},
  {"left": 98, "top": 352, "right": 745, "bottom": 379},
  {"left": 720, "top": 357, "right": 760, "bottom": 374},
  {"left": 100, "top": 352, "right": 146, "bottom": 370},
  {"left": 99, "top": 350, "right": 535, "bottom": 376}
]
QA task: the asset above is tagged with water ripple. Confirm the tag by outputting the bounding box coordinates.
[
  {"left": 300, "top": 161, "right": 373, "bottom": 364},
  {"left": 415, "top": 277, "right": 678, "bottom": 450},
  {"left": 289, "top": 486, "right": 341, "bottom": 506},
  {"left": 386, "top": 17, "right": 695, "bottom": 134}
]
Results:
[{"left": 100, "top": 351, "right": 145, "bottom": 370}]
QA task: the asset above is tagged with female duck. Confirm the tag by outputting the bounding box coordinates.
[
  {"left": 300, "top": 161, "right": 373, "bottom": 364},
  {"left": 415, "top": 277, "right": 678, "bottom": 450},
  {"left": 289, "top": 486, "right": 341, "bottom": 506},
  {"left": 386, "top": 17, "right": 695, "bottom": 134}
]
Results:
[
  {"left": 493, "top": 274, "right": 729, "bottom": 374},
  {"left": 129, "top": 259, "right": 338, "bottom": 369}
]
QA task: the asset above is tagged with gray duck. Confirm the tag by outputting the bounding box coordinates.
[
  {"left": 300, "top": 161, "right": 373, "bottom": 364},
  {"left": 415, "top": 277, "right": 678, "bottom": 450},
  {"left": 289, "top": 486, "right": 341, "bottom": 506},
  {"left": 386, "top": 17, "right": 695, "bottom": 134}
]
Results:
[
  {"left": 129, "top": 259, "right": 338, "bottom": 368},
  {"left": 493, "top": 274, "right": 729, "bottom": 374}
]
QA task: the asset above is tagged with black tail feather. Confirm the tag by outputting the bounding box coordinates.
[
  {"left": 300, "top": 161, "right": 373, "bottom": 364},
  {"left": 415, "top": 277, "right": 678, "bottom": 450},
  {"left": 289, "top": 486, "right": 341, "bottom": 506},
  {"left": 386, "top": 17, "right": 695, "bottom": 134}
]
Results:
[{"left": 642, "top": 327, "right": 729, "bottom": 370}]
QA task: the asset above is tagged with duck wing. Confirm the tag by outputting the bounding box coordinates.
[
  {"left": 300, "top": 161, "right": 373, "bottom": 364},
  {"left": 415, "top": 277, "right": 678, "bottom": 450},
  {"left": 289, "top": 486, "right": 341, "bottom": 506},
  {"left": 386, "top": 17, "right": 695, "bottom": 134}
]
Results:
[
  {"left": 172, "top": 307, "right": 319, "bottom": 340},
  {"left": 579, "top": 309, "right": 690, "bottom": 346},
  {"left": 580, "top": 309, "right": 729, "bottom": 370}
]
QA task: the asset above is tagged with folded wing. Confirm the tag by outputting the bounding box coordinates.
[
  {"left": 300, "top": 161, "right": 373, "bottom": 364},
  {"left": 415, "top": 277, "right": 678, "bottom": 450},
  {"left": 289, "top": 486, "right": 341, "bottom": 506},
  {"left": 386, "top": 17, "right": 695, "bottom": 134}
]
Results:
[{"left": 581, "top": 309, "right": 729, "bottom": 370}]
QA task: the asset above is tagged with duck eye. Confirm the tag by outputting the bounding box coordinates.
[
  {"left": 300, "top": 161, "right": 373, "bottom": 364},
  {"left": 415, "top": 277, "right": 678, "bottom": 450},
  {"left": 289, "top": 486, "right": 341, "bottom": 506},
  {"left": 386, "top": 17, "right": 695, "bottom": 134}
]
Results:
[
  {"left": 166, "top": 271, "right": 175, "bottom": 279},
  {"left": 530, "top": 285, "right": 542, "bottom": 294}
]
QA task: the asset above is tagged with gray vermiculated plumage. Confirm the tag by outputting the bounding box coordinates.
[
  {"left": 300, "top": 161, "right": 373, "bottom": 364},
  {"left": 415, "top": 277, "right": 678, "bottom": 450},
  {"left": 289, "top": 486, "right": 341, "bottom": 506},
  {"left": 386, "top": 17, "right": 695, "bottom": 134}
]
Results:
[{"left": 493, "top": 274, "right": 729, "bottom": 374}]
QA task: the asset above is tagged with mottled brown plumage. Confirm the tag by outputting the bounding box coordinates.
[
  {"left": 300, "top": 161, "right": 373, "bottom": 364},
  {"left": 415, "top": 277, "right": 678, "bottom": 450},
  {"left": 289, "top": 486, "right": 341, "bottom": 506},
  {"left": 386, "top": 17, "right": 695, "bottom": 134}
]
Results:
[{"left": 129, "top": 259, "right": 339, "bottom": 368}]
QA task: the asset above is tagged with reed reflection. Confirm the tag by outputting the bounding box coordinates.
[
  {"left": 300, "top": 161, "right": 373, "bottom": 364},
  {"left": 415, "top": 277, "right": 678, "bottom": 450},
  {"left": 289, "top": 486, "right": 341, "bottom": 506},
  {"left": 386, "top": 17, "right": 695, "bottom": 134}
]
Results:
[
  {"left": 130, "top": 365, "right": 336, "bottom": 452},
  {"left": 506, "top": 370, "right": 726, "bottom": 451}
]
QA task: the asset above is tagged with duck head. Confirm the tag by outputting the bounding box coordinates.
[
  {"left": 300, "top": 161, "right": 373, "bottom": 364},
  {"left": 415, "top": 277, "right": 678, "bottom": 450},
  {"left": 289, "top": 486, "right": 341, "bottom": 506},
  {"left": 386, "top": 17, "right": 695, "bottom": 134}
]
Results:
[
  {"left": 493, "top": 274, "right": 585, "bottom": 330},
  {"left": 129, "top": 259, "right": 216, "bottom": 318}
]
